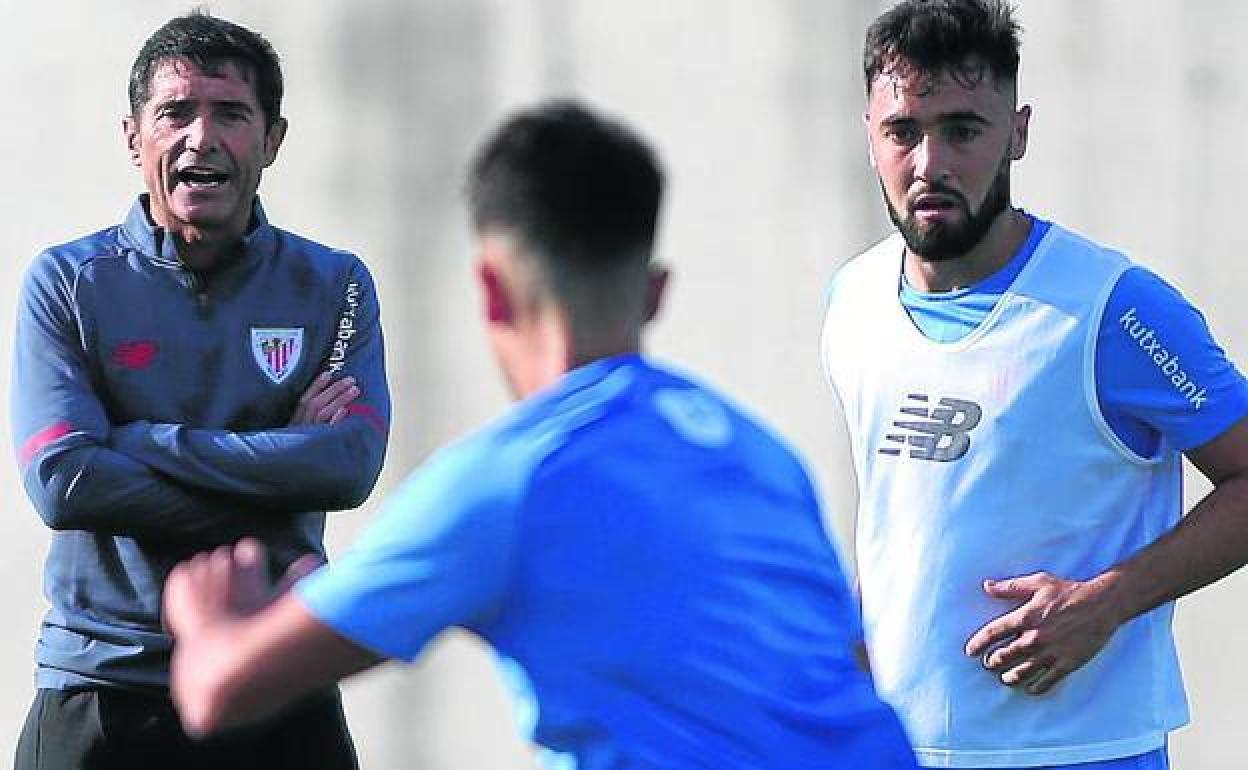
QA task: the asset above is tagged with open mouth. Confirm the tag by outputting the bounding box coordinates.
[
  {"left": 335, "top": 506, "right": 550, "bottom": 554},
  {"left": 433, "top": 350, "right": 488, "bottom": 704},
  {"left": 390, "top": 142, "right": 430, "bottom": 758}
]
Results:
[
  {"left": 176, "top": 167, "right": 230, "bottom": 189},
  {"left": 912, "top": 195, "right": 962, "bottom": 215}
]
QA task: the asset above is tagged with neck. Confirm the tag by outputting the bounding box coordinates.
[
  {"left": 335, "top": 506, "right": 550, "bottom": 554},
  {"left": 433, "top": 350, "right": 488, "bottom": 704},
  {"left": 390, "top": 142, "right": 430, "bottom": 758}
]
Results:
[
  {"left": 144, "top": 196, "right": 251, "bottom": 271},
  {"left": 569, "top": 328, "right": 642, "bottom": 369},
  {"left": 904, "top": 208, "right": 1031, "bottom": 292},
  {"left": 172, "top": 229, "right": 243, "bottom": 271},
  {"left": 510, "top": 308, "right": 643, "bottom": 398}
]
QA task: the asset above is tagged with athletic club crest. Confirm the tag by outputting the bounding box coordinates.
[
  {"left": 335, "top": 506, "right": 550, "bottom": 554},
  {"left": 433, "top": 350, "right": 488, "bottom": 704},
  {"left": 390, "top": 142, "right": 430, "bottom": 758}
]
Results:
[{"left": 251, "top": 327, "right": 304, "bottom": 385}]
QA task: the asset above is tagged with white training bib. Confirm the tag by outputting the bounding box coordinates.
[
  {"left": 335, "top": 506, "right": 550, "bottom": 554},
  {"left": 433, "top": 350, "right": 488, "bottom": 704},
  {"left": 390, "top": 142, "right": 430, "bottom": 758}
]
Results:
[{"left": 822, "top": 225, "right": 1188, "bottom": 767}]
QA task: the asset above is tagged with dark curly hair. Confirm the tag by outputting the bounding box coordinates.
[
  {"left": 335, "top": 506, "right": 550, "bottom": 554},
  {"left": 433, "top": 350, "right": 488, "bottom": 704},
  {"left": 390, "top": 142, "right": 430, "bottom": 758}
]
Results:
[{"left": 864, "top": 0, "right": 1022, "bottom": 94}]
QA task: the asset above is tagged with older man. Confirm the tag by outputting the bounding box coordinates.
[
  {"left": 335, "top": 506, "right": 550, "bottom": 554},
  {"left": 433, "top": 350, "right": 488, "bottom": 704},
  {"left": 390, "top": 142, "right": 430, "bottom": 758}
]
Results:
[{"left": 13, "top": 12, "right": 389, "bottom": 769}]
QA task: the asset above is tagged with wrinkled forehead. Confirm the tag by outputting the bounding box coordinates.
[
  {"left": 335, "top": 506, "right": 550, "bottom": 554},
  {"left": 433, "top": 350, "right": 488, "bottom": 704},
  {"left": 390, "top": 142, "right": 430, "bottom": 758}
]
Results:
[{"left": 145, "top": 56, "right": 259, "bottom": 101}]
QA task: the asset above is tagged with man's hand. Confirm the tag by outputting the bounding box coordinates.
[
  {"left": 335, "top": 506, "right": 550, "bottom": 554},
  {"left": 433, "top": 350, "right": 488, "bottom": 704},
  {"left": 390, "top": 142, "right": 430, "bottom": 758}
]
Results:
[
  {"left": 164, "top": 539, "right": 322, "bottom": 636},
  {"left": 964, "top": 571, "right": 1124, "bottom": 695},
  {"left": 164, "top": 540, "right": 259, "bottom": 638},
  {"left": 288, "top": 372, "right": 359, "bottom": 426},
  {"left": 163, "top": 539, "right": 323, "bottom": 737}
]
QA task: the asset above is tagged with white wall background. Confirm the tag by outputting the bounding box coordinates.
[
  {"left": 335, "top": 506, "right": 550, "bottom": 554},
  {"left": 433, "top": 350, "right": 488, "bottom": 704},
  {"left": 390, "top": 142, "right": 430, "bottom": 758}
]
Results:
[{"left": 2, "top": 2, "right": 1246, "bottom": 767}]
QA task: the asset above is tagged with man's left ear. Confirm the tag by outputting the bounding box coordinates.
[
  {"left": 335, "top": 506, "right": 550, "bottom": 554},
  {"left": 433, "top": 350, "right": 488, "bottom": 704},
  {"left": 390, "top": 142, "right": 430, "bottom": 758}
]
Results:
[
  {"left": 644, "top": 265, "right": 670, "bottom": 324},
  {"left": 863, "top": 112, "right": 878, "bottom": 169},
  {"left": 1009, "top": 105, "right": 1031, "bottom": 161},
  {"left": 263, "top": 117, "right": 288, "bottom": 167},
  {"left": 122, "top": 116, "right": 142, "bottom": 167},
  {"left": 477, "top": 260, "right": 514, "bottom": 325}
]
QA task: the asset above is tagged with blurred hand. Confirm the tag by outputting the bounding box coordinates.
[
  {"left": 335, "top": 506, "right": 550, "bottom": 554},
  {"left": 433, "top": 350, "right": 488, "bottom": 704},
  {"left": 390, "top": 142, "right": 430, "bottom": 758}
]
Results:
[
  {"left": 163, "top": 539, "right": 323, "bottom": 636},
  {"left": 164, "top": 539, "right": 324, "bottom": 738}
]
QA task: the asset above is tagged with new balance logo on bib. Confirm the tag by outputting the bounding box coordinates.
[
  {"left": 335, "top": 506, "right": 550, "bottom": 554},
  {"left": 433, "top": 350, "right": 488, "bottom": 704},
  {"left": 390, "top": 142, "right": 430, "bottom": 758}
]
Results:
[{"left": 880, "top": 393, "right": 982, "bottom": 461}]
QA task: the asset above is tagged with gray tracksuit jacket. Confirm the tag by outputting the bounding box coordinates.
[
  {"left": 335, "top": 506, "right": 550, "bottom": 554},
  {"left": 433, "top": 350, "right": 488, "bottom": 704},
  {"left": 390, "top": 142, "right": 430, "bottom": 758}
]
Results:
[{"left": 12, "top": 196, "right": 390, "bottom": 689}]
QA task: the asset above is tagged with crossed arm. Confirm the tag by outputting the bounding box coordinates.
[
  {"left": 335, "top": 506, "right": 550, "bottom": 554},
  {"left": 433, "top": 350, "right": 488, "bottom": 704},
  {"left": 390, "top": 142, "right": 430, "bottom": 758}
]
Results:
[
  {"left": 966, "top": 414, "right": 1248, "bottom": 694},
  {"left": 106, "top": 373, "right": 378, "bottom": 514},
  {"left": 18, "top": 358, "right": 366, "bottom": 543},
  {"left": 21, "top": 371, "right": 361, "bottom": 541},
  {"left": 13, "top": 257, "right": 389, "bottom": 544}
]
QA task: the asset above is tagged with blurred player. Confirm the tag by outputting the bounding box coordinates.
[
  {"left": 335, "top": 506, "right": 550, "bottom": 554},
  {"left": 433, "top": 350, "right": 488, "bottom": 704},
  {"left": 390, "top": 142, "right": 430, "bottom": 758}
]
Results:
[
  {"left": 822, "top": 1, "right": 1248, "bottom": 767},
  {"left": 163, "top": 100, "right": 919, "bottom": 769},
  {"left": 12, "top": 12, "right": 389, "bottom": 769}
]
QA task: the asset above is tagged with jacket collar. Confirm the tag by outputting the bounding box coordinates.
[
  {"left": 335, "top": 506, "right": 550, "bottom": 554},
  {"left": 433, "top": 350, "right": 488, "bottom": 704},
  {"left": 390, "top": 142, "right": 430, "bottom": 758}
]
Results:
[{"left": 120, "top": 194, "right": 276, "bottom": 268}]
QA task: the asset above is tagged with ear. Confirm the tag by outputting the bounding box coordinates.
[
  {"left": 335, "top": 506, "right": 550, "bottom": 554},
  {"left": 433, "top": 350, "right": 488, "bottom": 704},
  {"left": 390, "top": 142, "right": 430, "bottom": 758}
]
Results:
[
  {"left": 1009, "top": 105, "right": 1031, "bottom": 161},
  {"left": 863, "top": 112, "right": 877, "bottom": 168},
  {"left": 477, "top": 260, "right": 513, "bottom": 325},
  {"left": 262, "top": 117, "right": 288, "bottom": 168},
  {"left": 123, "top": 116, "right": 142, "bottom": 167},
  {"left": 643, "top": 265, "right": 670, "bottom": 324}
]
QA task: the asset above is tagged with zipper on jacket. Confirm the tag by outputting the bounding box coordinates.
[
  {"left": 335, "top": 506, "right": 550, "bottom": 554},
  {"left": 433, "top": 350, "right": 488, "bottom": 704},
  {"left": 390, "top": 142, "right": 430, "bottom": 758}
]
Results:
[{"left": 185, "top": 270, "right": 209, "bottom": 312}]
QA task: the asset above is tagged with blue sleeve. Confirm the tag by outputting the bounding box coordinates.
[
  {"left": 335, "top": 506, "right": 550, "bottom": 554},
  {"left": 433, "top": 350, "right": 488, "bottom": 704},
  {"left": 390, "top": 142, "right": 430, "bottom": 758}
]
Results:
[
  {"left": 1097, "top": 267, "right": 1248, "bottom": 453},
  {"left": 107, "top": 260, "right": 391, "bottom": 512},
  {"left": 12, "top": 253, "right": 284, "bottom": 543},
  {"left": 793, "top": 451, "right": 865, "bottom": 645},
  {"left": 295, "top": 439, "right": 519, "bottom": 661}
]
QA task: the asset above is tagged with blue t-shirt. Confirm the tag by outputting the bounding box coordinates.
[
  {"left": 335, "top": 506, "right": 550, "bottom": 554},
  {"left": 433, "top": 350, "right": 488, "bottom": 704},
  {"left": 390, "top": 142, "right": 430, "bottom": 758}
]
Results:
[
  {"left": 899, "top": 217, "right": 1248, "bottom": 456},
  {"left": 298, "top": 355, "right": 918, "bottom": 770}
]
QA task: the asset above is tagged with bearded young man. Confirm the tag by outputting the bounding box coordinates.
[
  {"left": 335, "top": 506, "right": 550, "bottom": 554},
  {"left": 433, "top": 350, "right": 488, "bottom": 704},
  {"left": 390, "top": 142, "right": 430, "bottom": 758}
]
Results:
[{"left": 821, "top": 1, "right": 1248, "bottom": 768}]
